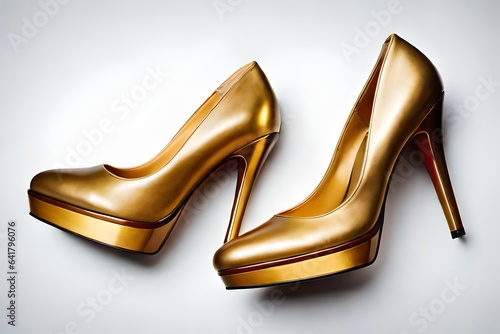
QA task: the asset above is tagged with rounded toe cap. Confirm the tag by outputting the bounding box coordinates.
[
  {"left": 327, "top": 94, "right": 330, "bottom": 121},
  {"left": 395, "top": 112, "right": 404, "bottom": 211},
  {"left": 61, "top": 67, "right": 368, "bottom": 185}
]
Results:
[
  {"left": 29, "top": 166, "right": 102, "bottom": 206},
  {"left": 30, "top": 169, "right": 66, "bottom": 198},
  {"left": 213, "top": 239, "right": 246, "bottom": 271},
  {"left": 213, "top": 218, "right": 294, "bottom": 271}
]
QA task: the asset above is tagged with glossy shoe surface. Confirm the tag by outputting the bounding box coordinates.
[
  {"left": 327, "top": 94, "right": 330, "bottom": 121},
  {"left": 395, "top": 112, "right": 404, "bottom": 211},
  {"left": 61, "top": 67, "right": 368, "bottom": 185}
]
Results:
[
  {"left": 214, "top": 34, "right": 465, "bottom": 288},
  {"left": 28, "top": 61, "right": 281, "bottom": 254}
]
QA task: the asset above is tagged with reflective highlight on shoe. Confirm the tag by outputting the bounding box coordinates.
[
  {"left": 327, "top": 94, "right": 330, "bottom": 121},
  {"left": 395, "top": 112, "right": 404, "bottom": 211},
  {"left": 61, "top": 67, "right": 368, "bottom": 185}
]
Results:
[
  {"left": 214, "top": 34, "right": 465, "bottom": 289},
  {"left": 28, "top": 61, "right": 281, "bottom": 254}
]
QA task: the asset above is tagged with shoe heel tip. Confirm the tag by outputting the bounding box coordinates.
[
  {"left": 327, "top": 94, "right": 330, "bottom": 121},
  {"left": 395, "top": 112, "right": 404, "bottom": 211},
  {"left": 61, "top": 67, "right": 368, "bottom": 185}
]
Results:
[{"left": 451, "top": 228, "right": 466, "bottom": 239}]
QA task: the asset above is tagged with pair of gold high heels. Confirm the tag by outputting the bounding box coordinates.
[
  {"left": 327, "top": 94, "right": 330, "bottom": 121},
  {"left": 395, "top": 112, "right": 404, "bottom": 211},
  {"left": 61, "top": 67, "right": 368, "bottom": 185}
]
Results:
[{"left": 28, "top": 34, "right": 465, "bottom": 289}]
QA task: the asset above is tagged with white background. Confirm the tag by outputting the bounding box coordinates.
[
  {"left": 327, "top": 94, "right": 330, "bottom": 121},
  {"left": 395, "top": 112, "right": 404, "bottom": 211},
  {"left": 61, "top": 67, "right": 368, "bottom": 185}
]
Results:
[{"left": 1, "top": 0, "right": 499, "bottom": 333}]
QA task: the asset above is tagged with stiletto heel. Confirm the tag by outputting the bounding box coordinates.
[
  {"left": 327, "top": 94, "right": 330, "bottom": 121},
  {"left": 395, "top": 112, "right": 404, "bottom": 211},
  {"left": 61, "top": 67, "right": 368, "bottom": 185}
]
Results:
[
  {"left": 214, "top": 34, "right": 466, "bottom": 289},
  {"left": 412, "top": 96, "right": 465, "bottom": 238},
  {"left": 28, "top": 61, "right": 281, "bottom": 254},
  {"left": 225, "top": 133, "right": 279, "bottom": 243}
]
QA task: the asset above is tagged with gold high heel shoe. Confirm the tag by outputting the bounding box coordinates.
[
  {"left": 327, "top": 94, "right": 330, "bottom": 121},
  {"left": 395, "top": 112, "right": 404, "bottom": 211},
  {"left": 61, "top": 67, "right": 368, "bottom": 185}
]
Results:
[
  {"left": 28, "top": 61, "right": 281, "bottom": 254},
  {"left": 213, "top": 34, "right": 465, "bottom": 288}
]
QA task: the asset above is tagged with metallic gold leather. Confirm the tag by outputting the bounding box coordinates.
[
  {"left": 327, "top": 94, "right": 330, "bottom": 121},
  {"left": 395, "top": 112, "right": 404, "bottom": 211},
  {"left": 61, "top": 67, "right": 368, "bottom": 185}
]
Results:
[
  {"left": 214, "top": 34, "right": 464, "bottom": 282},
  {"left": 220, "top": 230, "right": 380, "bottom": 288},
  {"left": 29, "top": 192, "right": 176, "bottom": 253},
  {"left": 412, "top": 100, "right": 463, "bottom": 235},
  {"left": 225, "top": 134, "right": 279, "bottom": 243},
  {"left": 28, "top": 61, "right": 281, "bottom": 253}
]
